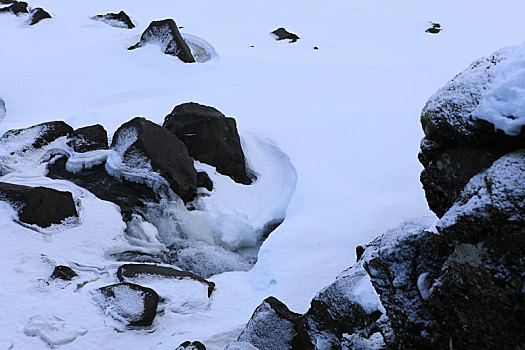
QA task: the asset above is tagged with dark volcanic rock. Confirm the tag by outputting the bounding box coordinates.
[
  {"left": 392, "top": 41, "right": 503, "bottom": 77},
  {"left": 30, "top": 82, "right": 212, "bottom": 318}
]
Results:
[
  {"left": 163, "top": 103, "right": 252, "bottom": 184},
  {"left": 419, "top": 48, "right": 525, "bottom": 217},
  {"left": 128, "top": 19, "right": 195, "bottom": 63},
  {"left": 271, "top": 27, "right": 299, "bottom": 43},
  {"left": 236, "top": 297, "right": 301, "bottom": 350},
  {"left": 47, "top": 156, "right": 157, "bottom": 221},
  {"left": 117, "top": 264, "right": 215, "bottom": 297},
  {"left": 91, "top": 11, "right": 135, "bottom": 29},
  {"left": 176, "top": 341, "right": 206, "bottom": 350},
  {"left": 0, "top": 1, "right": 28, "bottom": 15},
  {"left": 28, "top": 7, "right": 51, "bottom": 25},
  {"left": 97, "top": 283, "right": 158, "bottom": 327},
  {"left": 111, "top": 117, "right": 198, "bottom": 202},
  {"left": 196, "top": 171, "right": 213, "bottom": 191},
  {"left": 0, "top": 121, "right": 73, "bottom": 150},
  {"left": 69, "top": 124, "right": 108, "bottom": 152},
  {"left": 50, "top": 265, "right": 77, "bottom": 281},
  {"left": 0, "top": 182, "right": 77, "bottom": 227}
]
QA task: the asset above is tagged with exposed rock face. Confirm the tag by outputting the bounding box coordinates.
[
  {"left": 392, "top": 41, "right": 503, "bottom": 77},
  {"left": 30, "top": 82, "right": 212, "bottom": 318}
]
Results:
[
  {"left": 164, "top": 102, "right": 252, "bottom": 184},
  {"left": 69, "top": 124, "right": 108, "bottom": 153},
  {"left": 47, "top": 157, "right": 157, "bottom": 221},
  {"left": 271, "top": 28, "right": 299, "bottom": 43},
  {"left": 419, "top": 47, "right": 525, "bottom": 217},
  {"left": 28, "top": 7, "right": 51, "bottom": 25},
  {"left": 117, "top": 264, "right": 215, "bottom": 297},
  {"left": 0, "top": 1, "right": 28, "bottom": 15},
  {"left": 0, "top": 121, "right": 73, "bottom": 150},
  {"left": 91, "top": 11, "right": 134, "bottom": 29},
  {"left": 111, "top": 117, "right": 198, "bottom": 202},
  {"left": 0, "top": 182, "right": 77, "bottom": 227},
  {"left": 96, "top": 283, "right": 159, "bottom": 327},
  {"left": 128, "top": 19, "right": 195, "bottom": 63},
  {"left": 50, "top": 265, "right": 77, "bottom": 281}
]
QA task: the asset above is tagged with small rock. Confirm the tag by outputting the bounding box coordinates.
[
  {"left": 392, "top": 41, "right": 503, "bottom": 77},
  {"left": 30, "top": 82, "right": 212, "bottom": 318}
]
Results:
[
  {"left": 117, "top": 264, "right": 215, "bottom": 297},
  {"left": 69, "top": 124, "right": 108, "bottom": 153},
  {"left": 96, "top": 283, "right": 159, "bottom": 327},
  {"left": 196, "top": 171, "right": 213, "bottom": 191},
  {"left": 176, "top": 341, "right": 207, "bottom": 350},
  {"left": 425, "top": 22, "right": 442, "bottom": 34},
  {"left": 91, "top": 11, "right": 134, "bottom": 29},
  {"left": 128, "top": 19, "right": 195, "bottom": 63},
  {"left": 271, "top": 27, "right": 299, "bottom": 43},
  {"left": 313, "top": 46, "right": 318, "bottom": 50},
  {"left": 28, "top": 7, "right": 51, "bottom": 25},
  {"left": 50, "top": 266, "right": 77, "bottom": 281}
]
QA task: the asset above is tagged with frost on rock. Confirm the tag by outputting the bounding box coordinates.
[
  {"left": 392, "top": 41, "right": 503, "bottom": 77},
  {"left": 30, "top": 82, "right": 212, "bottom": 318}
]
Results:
[{"left": 24, "top": 315, "right": 87, "bottom": 348}]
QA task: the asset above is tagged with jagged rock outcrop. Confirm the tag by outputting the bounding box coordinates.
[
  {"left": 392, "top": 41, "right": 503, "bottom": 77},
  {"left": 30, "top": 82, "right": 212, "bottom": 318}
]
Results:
[
  {"left": 117, "top": 264, "right": 215, "bottom": 297},
  {"left": 28, "top": 7, "right": 51, "bottom": 25},
  {"left": 0, "top": 182, "right": 77, "bottom": 227},
  {"left": 111, "top": 117, "right": 198, "bottom": 202},
  {"left": 164, "top": 102, "right": 252, "bottom": 184},
  {"left": 91, "top": 11, "right": 134, "bottom": 29},
  {"left": 419, "top": 46, "right": 525, "bottom": 217},
  {"left": 128, "top": 19, "right": 195, "bottom": 63},
  {"left": 96, "top": 283, "right": 159, "bottom": 327}
]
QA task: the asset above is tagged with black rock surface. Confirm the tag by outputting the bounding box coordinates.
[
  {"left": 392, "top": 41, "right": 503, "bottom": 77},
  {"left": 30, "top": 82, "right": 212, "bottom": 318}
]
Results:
[
  {"left": 164, "top": 103, "right": 252, "bottom": 184},
  {"left": 28, "top": 7, "right": 51, "bottom": 25},
  {"left": 91, "top": 11, "right": 134, "bottom": 29},
  {"left": 69, "top": 124, "right": 108, "bottom": 152},
  {"left": 50, "top": 265, "right": 78, "bottom": 281},
  {"left": 271, "top": 28, "right": 299, "bottom": 43}
]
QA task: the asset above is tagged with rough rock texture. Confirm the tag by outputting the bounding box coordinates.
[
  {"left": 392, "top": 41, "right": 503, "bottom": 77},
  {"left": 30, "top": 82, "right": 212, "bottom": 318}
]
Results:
[
  {"left": 0, "top": 182, "right": 77, "bottom": 227},
  {"left": 419, "top": 47, "right": 525, "bottom": 217},
  {"left": 28, "top": 7, "right": 51, "bottom": 25},
  {"left": 0, "top": 1, "right": 28, "bottom": 15},
  {"left": 175, "top": 341, "right": 207, "bottom": 350},
  {"left": 47, "top": 157, "right": 157, "bottom": 221},
  {"left": 97, "top": 283, "right": 158, "bottom": 327},
  {"left": 164, "top": 102, "right": 252, "bottom": 184},
  {"left": 69, "top": 124, "right": 108, "bottom": 152},
  {"left": 111, "top": 117, "right": 198, "bottom": 202},
  {"left": 236, "top": 297, "right": 301, "bottom": 350},
  {"left": 117, "top": 264, "right": 215, "bottom": 297},
  {"left": 0, "top": 121, "right": 73, "bottom": 150},
  {"left": 91, "top": 11, "right": 134, "bottom": 29},
  {"left": 271, "top": 28, "right": 299, "bottom": 43},
  {"left": 50, "top": 265, "right": 77, "bottom": 281},
  {"left": 128, "top": 19, "right": 195, "bottom": 63},
  {"left": 196, "top": 171, "right": 213, "bottom": 192}
]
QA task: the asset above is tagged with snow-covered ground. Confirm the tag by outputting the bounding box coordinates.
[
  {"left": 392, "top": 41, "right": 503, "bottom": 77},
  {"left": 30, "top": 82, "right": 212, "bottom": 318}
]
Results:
[{"left": 1, "top": 0, "right": 525, "bottom": 348}]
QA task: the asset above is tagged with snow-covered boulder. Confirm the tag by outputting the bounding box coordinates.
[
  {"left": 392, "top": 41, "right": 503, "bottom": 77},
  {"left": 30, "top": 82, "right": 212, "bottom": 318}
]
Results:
[
  {"left": 69, "top": 124, "right": 108, "bottom": 153},
  {"left": 175, "top": 341, "right": 207, "bottom": 350},
  {"left": 0, "top": 120, "right": 73, "bottom": 153},
  {"left": 90, "top": 11, "right": 134, "bottom": 29},
  {"left": 0, "top": 1, "right": 28, "bottom": 15},
  {"left": 110, "top": 117, "right": 198, "bottom": 202},
  {"left": 24, "top": 315, "right": 87, "bottom": 348},
  {"left": 419, "top": 44, "right": 525, "bottom": 217},
  {"left": 50, "top": 265, "right": 78, "bottom": 281},
  {"left": 164, "top": 102, "right": 253, "bottom": 185},
  {"left": 95, "top": 283, "right": 159, "bottom": 327},
  {"left": 0, "top": 182, "right": 78, "bottom": 227},
  {"left": 117, "top": 264, "right": 215, "bottom": 297},
  {"left": 28, "top": 7, "right": 51, "bottom": 25},
  {"left": 128, "top": 19, "right": 195, "bottom": 63}
]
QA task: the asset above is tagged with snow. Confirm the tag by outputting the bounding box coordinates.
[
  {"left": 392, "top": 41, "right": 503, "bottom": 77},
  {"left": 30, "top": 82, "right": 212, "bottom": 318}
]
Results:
[{"left": 1, "top": 0, "right": 525, "bottom": 349}]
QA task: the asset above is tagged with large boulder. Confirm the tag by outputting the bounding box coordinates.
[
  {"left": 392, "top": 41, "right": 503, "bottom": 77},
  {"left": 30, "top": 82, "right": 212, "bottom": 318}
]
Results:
[
  {"left": 69, "top": 124, "right": 108, "bottom": 153},
  {"left": 96, "top": 283, "right": 159, "bottom": 327},
  {"left": 111, "top": 117, "right": 198, "bottom": 202},
  {"left": 90, "top": 11, "right": 134, "bottom": 29},
  {"left": 0, "top": 1, "right": 28, "bottom": 15},
  {"left": 117, "top": 264, "right": 215, "bottom": 297},
  {"left": 419, "top": 45, "right": 525, "bottom": 217},
  {"left": 0, "top": 182, "right": 77, "bottom": 227},
  {"left": 163, "top": 103, "right": 252, "bottom": 184},
  {"left": 128, "top": 19, "right": 195, "bottom": 63}
]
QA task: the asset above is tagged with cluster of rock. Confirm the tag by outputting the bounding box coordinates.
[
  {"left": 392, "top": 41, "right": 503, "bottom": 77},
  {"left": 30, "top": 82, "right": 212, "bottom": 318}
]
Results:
[
  {"left": 229, "top": 45, "right": 524, "bottom": 349},
  {"left": 0, "top": 0, "right": 51, "bottom": 25}
]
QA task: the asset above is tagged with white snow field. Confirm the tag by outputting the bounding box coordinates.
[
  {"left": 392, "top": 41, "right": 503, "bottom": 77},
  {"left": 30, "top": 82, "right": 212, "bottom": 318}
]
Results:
[{"left": 1, "top": 0, "right": 525, "bottom": 349}]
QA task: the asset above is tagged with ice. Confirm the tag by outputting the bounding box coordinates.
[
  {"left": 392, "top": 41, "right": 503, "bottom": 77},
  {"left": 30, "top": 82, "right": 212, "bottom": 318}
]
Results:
[
  {"left": 417, "top": 272, "right": 431, "bottom": 300},
  {"left": 65, "top": 149, "right": 109, "bottom": 173},
  {"left": 182, "top": 33, "right": 218, "bottom": 63},
  {"left": 23, "top": 315, "right": 87, "bottom": 348}
]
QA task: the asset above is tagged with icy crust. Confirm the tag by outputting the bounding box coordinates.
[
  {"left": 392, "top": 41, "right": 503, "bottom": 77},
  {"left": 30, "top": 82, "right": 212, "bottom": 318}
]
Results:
[
  {"left": 0, "top": 123, "right": 48, "bottom": 174},
  {"left": 24, "top": 315, "right": 87, "bottom": 348},
  {"left": 423, "top": 43, "right": 525, "bottom": 137},
  {"left": 181, "top": 33, "right": 218, "bottom": 63},
  {"left": 437, "top": 150, "right": 525, "bottom": 232}
]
